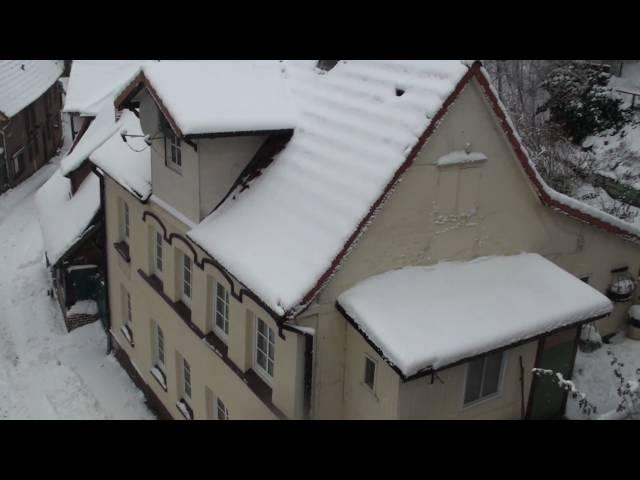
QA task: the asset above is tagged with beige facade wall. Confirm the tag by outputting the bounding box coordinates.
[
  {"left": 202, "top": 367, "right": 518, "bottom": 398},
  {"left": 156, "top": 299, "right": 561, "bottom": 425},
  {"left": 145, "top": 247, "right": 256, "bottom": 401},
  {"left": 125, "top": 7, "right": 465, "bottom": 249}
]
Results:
[
  {"left": 309, "top": 77, "right": 640, "bottom": 419},
  {"left": 104, "top": 175, "right": 306, "bottom": 420},
  {"left": 396, "top": 341, "right": 537, "bottom": 420}
]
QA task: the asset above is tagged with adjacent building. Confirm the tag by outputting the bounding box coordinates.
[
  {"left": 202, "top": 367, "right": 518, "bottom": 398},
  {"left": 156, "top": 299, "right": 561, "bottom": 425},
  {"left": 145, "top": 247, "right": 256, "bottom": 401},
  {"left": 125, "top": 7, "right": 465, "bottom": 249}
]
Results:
[
  {"left": 35, "top": 61, "right": 149, "bottom": 332},
  {"left": 0, "top": 60, "right": 63, "bottom": 194},
  {"left": 87, "top": 60, "right": 640, "bottom": 420}
]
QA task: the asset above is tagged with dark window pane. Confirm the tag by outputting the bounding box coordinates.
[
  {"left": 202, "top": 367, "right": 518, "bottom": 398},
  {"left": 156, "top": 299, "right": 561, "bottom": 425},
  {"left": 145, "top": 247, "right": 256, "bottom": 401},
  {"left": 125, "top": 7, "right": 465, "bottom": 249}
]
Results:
[
  {"left": 481, "top": 352, "right": 503, "bottom": 397},
  {"left": 464, "top": 357, "right": 484, "bottom": 404},
  {"left": 364, "top": 357, "right": 376, "bottom": 389},
  {"left": 257, "top": 351, "right": 266, "bottom": 368}
]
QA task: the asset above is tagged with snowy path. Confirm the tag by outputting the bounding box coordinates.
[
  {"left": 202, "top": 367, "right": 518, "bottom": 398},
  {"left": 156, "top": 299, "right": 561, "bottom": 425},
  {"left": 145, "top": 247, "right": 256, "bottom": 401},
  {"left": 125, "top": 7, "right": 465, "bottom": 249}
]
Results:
[{"left": 0, "top": 125, "right": 154, "bottom": 420}]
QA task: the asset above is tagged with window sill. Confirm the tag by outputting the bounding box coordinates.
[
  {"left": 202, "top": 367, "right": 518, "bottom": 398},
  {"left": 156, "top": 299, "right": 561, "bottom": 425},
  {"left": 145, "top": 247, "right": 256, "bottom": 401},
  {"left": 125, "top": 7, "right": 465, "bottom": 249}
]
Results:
[
  {"left": 120, "top": 324, "right": 134, "bottom": 347},
  {"left": 166, "top": 163, "right": 183, "bottom": 176},
  {"left": 139, "top": 270, "right": 192, "bottom": 325},
  {"left": 150, "top": 366, "right": 167, "bottom": 392},
  {"left": 176, "top": 399, "right": 193, "bottom": 420},
  {"left": 114, "top": 241, "right": 130, "bottom": 263},
  {"left": 138, "top": 268, "right": 286, "bottom": 419}
]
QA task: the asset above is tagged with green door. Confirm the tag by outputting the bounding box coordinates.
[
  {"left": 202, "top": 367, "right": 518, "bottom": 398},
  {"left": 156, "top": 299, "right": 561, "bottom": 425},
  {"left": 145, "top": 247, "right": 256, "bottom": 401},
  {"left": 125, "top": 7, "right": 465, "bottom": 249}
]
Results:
[{"left": 529, "top": 329, "right": 578, "bottom": 420}]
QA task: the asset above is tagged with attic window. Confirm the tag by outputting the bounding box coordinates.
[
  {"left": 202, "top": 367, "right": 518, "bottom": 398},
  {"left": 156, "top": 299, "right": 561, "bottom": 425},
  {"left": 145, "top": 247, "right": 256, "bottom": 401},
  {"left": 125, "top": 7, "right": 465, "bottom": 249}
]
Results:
[
  {"left": 316, "top": 60, "right": 339, "bottom": 72},
  {"left": 395, "top": 87, "right": 406, "bottom": 97}
]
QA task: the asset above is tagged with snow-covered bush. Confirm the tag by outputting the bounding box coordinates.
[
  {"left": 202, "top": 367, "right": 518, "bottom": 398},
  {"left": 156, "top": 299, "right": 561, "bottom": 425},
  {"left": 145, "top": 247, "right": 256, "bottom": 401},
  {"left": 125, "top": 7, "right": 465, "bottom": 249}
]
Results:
[
  {"left": 537, "top": 62, "right": 632, "bottom": 145},
  {"left": 608, "top": 276, "right": 636, "bottom": 302},
  {"left": 579, "top": 323, "right": 602, "bottom": 353},
  {"left": 533, "top": 349, "right": 640, "bottom": 419}
]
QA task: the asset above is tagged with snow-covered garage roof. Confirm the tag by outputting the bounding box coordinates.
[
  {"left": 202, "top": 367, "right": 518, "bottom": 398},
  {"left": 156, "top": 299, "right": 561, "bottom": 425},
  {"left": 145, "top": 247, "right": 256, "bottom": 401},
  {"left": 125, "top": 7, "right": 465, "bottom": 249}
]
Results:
[
  {"left": 64, "top": 60, "right": 148, "bottom": 116},
  {"left": 0, "top": 60, "right": 63, "bottom": 119},
  {"left": 35, "top": 169, "right": 100, "bottom": 267},
  {"left": 337, "top": 253, "right": 613, "bottom": 379},
  {"left": 121, "top": 61, "right": 297, "bottom": 136}
]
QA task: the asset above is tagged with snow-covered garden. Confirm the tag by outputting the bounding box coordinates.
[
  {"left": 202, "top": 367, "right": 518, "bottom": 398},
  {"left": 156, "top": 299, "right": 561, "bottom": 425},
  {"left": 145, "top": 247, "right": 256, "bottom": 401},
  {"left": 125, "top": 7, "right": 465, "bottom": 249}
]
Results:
[{"left": 0, "top": 118, "right": 154, "bottom": 420}]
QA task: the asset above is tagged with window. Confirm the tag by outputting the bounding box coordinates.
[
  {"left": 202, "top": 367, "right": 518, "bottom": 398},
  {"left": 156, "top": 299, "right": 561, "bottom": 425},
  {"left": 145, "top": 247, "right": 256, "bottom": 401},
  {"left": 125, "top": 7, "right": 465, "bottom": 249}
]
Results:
[
  {"left": 217, "top": 397, "right": 229, "bottom": 420},
  {"left": 165, "top": 131, "right": 182, "bottom": 172},
  {"left": 364, "top": 356, "right": 376, "bottom": 390},
  {"left": 182, "top": 253, "right": 192, "bottom": 301},
  {"left": 214, "top": 282, "right": 230, "bottom": 336},
  {"left": 255, "top": 318, "right": 275, "bottom": 379},
  {"left": 183, "top": 358, "right": 192, "bottom": 400},
  {"left": 155, "top": 231, "right": 163, "bottom": 273},
  {"left": 120, "top": 201, "right": 130, "bottom": 241},
  {"left": 13, "top": 152, "right": 24, "bottom": 177},
  {"left": 464, "top": 351, "right": 504, "bottom": 406},
  {"left": 156, "top": 325, "right": 165, "bottom": 370},
  {"left": 126, "top": 291, "right": 132, "bottom": 325}
]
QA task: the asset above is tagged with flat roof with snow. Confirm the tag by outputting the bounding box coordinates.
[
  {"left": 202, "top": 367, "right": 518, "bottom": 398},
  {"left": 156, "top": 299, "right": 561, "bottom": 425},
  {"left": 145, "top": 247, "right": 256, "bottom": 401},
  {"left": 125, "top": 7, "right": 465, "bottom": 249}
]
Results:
[{"left": 337, "top": 254, "right": 613, "bottom": 379}]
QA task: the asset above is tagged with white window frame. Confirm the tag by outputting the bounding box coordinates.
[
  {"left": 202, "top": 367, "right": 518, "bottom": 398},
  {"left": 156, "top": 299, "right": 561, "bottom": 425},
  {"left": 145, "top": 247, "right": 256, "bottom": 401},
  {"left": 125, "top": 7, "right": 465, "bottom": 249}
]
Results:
[
  {"left": 181, "top": 252, "right": 192, "bottom": 306},
  {"left": 183, "top": 358, "right": 192, "bottom": 401},
  {"left": 255, "top": 317, "right": 275, "bottom": 383},
  {"left": 13, "top": 150, "right": 24, "bottom": 177},
  {"left": 156, "top": 324, "right": 166, "bottom": 372},
  {"left": 165, "top": 131, "right": 182, "bottom": 173},
  {"left": 213, "top": 281, "right": 230, "bottom": 338},
  {"left": 462, "top": 351, "right": 506, "bottom": 408},
  {"left": 216, "top": 397, "right": 229, "bottom": 420},
  {"left": 154, "top": 231, "right": 163, "bottom": 274}
]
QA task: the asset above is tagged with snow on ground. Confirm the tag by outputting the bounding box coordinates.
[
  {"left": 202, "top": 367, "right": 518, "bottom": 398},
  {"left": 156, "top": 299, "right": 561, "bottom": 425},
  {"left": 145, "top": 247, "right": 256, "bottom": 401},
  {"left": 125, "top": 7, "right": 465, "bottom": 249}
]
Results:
[
  {"left": 567, "top": 332, "right": 640, "bottom": 420},
  {"left": 0, "top": 115, "right": 154, "bottom": 420}
]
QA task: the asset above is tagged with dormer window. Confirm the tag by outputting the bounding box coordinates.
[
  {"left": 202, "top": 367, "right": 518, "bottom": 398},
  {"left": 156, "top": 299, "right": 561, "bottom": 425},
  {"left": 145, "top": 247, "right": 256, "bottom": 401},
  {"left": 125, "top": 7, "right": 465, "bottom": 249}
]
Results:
[
  {"left": 164, "top": 130, "right": 182, "bottom": 173},
  {"left": 316, "top": 60, "right": 339, "bottom": 72}
]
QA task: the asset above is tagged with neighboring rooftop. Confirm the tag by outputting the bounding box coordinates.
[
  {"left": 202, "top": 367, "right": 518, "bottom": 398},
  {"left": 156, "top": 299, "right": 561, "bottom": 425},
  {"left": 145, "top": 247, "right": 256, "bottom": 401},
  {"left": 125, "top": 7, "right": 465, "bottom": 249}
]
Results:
[
  {"left": 64, "top": 60, "right": 148, "bottom": 116},
  {"left": 89, "top": 110, "right": 151, "bottom": 201},
  {"left": 0, "top": 60, "right": 63, "bottom": 119},
  {"left": 337, "top": 254, "right": 613, "bottom": 378},
  {"left": 126, "top": 60, "right": 297, "bottom": 136},
  {"left": 35, "top": 169, "right": 100, "bottom": 266},
  {"left": 59, "top": 102, "right": 120, "bottom": 176}
]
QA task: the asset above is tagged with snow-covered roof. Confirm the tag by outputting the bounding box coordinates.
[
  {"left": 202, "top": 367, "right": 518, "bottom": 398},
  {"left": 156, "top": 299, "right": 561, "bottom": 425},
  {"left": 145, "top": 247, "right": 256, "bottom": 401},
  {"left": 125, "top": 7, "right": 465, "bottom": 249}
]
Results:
[
  {"left": 337, "top": 254, "right": 613, "bottom": 378},
  {"left": 64, "top": 61, "right": 148, "bottom": 116},
  {"left": 90, "top": 110, "right": 151, "bottom": 200},
  {"left": 59, "top": 102, "right": 120, "bottom": 176},
  {"left": 188, "top": 60, "right": 470, "bottom": 316},
  {"left": 0, "top": 60, "right": 63, "bottom": 119},
  {"left": 35, "top": 169, "right": 100, "bottom": 266},
  {"left": 137, "top": 61, "right": 297, "bottom": 136}
]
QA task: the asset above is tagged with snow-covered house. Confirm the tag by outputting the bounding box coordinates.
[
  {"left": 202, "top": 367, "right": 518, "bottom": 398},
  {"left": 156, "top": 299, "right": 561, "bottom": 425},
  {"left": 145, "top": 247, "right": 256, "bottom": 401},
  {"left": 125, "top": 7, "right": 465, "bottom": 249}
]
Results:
[
  {"left": 0, "top": 60, "right": 64, "bottom": 194},
  {"left": 63, "top": 60, "right": 147, "bottom": 140},
  {"left": 95, "top": 60, "right": 640, "bottom": 420}
]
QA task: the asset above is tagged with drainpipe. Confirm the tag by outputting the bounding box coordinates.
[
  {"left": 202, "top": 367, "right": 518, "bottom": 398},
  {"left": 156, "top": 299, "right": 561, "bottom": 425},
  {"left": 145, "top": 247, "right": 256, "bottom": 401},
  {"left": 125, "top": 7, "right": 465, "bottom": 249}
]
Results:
[
  {"left": 94, "top": 165, "right": 112, "bottom": 354},
  {"left": 519, "top": 355, "right": 525, "bottom": 419},
  {"left": 281, "top": 322, "right": 315, "bottom": 419}
]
